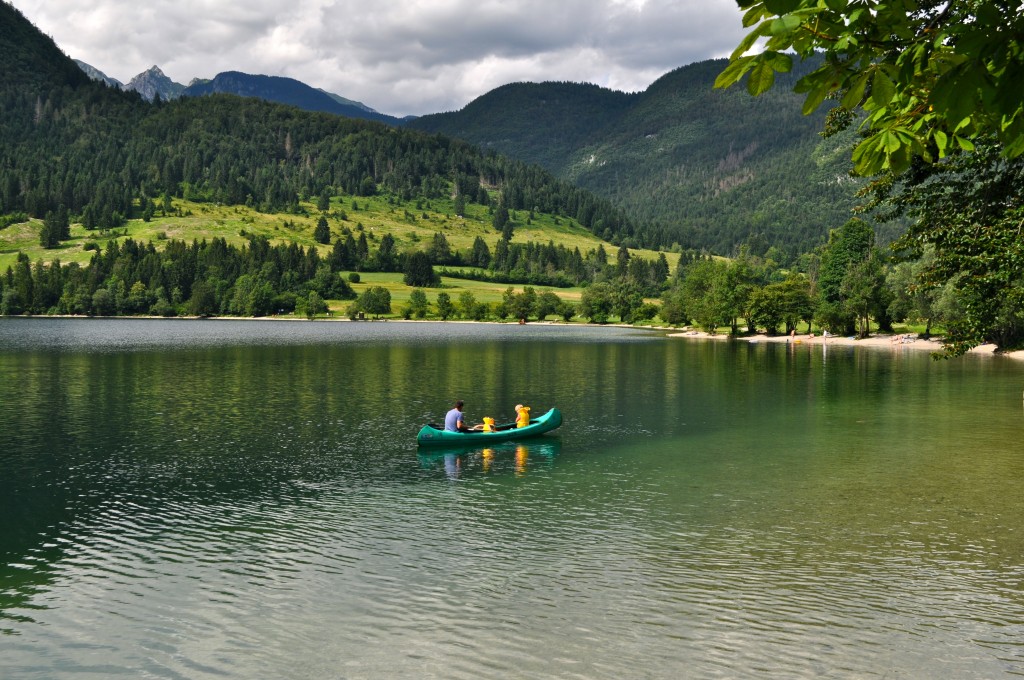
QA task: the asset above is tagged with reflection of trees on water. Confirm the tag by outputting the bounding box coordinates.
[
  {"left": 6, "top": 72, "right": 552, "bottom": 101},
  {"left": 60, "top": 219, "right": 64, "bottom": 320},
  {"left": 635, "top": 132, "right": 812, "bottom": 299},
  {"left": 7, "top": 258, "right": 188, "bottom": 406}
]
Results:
[{"left": 418, "top": 440, "right": 562, "bottom": 479}]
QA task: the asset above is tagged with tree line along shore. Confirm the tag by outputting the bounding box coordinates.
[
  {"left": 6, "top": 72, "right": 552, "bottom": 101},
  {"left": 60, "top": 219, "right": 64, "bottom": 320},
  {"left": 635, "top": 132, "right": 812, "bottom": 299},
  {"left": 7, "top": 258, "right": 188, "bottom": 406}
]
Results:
[{"left": 2, "top": 203, "right": 966, "bottom": 358}]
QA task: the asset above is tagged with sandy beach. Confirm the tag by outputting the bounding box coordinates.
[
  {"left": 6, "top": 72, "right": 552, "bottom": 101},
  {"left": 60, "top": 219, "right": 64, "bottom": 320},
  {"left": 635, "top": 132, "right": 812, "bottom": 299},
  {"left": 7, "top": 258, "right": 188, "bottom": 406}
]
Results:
[{"left": 667, "top": 329, "right": 1024, "bottom": 360}]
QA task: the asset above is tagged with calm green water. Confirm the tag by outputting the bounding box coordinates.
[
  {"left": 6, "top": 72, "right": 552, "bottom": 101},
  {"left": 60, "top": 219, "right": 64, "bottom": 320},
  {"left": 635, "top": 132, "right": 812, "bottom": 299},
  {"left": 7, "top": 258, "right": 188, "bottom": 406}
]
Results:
[{"left": 2, "top": 318, "right": 1023, "bottom": 678}]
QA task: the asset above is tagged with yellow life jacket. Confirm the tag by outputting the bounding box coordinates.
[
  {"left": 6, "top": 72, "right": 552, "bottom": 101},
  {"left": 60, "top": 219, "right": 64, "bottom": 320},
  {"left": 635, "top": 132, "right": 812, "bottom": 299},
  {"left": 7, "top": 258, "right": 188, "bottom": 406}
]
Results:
[
  {"left": 516, "top": 406, "right": 531, "bottom": 428},
  {"left": 482, "top": 417, "right": 495, "bottom": 432}
]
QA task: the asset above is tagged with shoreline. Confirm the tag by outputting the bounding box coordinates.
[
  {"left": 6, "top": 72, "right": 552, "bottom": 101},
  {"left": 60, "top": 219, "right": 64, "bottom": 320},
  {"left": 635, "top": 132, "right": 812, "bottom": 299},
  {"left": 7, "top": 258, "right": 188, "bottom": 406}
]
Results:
[
  {"left": 667, "top": 329, "right": 1024, "bottom": 360},
  {"left": 5, "top": 314, "right": 1023, "bottom": 360}
]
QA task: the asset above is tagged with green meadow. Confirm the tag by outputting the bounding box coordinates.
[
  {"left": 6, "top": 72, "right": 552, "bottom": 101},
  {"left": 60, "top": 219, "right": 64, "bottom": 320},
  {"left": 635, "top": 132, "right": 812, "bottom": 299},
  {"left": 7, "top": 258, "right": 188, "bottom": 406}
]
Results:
[
  {"left": 1, "top": 194, "right": 676, "bottom": 273},
  {"left": 2, "top": 193, "right": 678, "bottom": 322}
]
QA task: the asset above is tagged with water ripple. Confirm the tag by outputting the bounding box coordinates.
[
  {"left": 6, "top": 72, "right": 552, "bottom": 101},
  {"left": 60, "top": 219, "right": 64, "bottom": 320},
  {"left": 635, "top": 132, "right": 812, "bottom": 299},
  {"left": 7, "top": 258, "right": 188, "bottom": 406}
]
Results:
[{"left": 4, "top": 324, "right": 1024, "bottom": 678}]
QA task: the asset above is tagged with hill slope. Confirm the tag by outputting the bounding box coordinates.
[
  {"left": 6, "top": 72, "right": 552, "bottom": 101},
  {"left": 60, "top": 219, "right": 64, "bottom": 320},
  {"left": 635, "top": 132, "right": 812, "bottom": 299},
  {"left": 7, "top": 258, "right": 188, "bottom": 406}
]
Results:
[
  {"left": 0, "top": 2, "right": 89, "bottom": 91},
  {"left": 182, "top": 71, "right": 404, "bottom": 125},
  {"left": 73, "top": 59, "right": 123, "bottom": 88},
  {"left": 0, "top": 0, "right": 644, "bottom": 254},
  {"left": 410, "top": 59, "right": 864, "bottom": 258},
  {"left": 413, "top": 81, "right": 638, "bottom": 173}
]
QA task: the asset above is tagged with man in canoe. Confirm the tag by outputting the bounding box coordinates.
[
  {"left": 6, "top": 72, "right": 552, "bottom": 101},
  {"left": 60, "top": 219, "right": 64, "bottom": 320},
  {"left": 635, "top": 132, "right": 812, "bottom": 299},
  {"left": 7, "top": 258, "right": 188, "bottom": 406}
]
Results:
[{"left": 444, "top": 400, "right": 468, "bottom": 432}]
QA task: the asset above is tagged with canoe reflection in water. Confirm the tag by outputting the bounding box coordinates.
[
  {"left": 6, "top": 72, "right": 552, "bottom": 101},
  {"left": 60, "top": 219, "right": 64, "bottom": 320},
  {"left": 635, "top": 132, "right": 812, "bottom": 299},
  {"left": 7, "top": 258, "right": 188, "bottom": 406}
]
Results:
[{"left": 418, "top": 439, "right": 561, "bottom": 479}]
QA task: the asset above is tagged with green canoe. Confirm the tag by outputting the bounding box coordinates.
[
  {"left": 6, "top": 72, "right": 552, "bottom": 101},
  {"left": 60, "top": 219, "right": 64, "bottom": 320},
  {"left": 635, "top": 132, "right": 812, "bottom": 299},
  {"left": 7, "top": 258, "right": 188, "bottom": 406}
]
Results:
[{"left": 417, "top": 407, "right": 562, "bottom": 447}]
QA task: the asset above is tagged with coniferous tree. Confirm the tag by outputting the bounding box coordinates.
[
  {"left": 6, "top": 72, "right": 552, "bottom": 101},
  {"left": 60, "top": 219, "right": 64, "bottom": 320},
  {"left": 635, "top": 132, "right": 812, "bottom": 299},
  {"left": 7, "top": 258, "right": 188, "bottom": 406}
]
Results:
[
  {"left": 403, "top": 251, "right": 440, "bottom": 287},
  {"left": 493, "top": 204, "right": 509, "bottom": 233},
  {"left": 39, "top": 210, "right": 60, "bottom": 248},
  {"left": 313, "top": 216, "right": 331, "bottom": 244},
  {"left": 375, "top": 233, "right": 397, "bottom": 272},
  {"left": 355, "top": 233, "right": 370, "bottom": 266},
  {"left": 317, "top": 191, "right": 331, "bottom": 212},
  {"left": 470, "top": 236, "right": 491, "bottom": 268},
  {"left": 428, "top": 232, "right": 452, "bottom": 265}
]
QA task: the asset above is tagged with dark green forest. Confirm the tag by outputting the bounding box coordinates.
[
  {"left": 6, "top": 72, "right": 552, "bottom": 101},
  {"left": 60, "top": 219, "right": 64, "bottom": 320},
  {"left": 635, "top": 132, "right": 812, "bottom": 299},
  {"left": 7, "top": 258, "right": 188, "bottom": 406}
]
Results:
[
  {"left": 410, "top": 59, "right": 878, "bottom": 258},
  {"left": 0, "top": 2, "right": 645, "bottom": 248},
  {"left": 412, "top": 81, "right": 640, "bottom": 173},
  {"left": 7, "top": 0, "right": 1021, "bottom": 354}
]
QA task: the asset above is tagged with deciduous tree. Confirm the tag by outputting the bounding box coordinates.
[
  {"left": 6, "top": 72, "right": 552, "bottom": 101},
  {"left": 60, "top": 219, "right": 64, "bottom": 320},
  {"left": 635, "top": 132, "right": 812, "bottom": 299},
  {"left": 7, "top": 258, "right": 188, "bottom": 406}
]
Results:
[
  {"left": 717, "top": 0, "right": 1024, "bottom": 174},
  {"left": 435, "top": 292, "right": 455, "bottom": 320}
]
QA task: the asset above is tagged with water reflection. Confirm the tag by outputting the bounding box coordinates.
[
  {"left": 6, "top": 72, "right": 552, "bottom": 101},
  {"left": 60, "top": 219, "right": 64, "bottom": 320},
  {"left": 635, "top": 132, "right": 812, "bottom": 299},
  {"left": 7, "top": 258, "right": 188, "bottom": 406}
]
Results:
[
  {"left": 418, "top": 440, "right": 561, "bottom": 479},
  {"left": 3, "top": 320, "right": 1024, "bottom": 678}
]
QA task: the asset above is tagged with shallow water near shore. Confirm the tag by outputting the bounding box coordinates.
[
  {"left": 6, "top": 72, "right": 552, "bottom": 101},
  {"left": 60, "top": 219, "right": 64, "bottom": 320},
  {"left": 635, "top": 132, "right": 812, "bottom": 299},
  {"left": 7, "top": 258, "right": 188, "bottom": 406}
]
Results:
[{"left": 2, "top": 318, "right": 1024, "bottom": 678}]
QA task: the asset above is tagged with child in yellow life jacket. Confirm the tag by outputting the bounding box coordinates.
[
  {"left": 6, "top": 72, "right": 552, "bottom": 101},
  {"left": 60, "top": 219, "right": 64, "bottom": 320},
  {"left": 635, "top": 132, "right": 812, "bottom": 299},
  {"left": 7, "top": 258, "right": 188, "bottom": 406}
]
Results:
[
  {"left": 469, "top": 416, "right": 496, "bottom": 432},
  {"left": 515, "top": 404, "right": 531, "bottom": 428}
]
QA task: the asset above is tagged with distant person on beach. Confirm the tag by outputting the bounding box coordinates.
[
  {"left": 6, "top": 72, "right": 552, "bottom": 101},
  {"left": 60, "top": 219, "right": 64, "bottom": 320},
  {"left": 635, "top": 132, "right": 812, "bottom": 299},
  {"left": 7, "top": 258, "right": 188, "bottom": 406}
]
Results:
[{"left": 444, "top": 400, "right": 468, "bottom": 432}]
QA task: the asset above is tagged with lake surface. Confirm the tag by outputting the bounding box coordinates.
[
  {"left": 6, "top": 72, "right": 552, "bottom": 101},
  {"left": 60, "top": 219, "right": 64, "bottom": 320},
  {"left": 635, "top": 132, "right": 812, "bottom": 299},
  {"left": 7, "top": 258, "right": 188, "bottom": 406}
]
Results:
[{"left": 2, "top": 318, "right": 1023, "bottom": 678}]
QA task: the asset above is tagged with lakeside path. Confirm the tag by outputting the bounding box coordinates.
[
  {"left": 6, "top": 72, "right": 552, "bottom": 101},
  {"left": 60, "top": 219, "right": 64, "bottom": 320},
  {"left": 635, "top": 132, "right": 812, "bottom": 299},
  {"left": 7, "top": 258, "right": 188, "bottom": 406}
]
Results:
[{"left": 667, "top": 329, "right": 1024, "bottom": 361}]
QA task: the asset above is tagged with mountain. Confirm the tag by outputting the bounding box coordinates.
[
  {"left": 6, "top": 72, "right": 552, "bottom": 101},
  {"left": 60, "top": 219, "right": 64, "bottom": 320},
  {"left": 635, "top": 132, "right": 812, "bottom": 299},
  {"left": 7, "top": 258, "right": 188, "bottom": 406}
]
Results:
[
  {"left": 316, "top": 88, "right": 374, "bottom": 113},
  {"left": 410, "top": 59, "right": 868, "bottom": 257},
  {"left": 1, "top": 0, "right": 867, "bottom": 262},
  {"left": 73, "top": 59, "right": 122, "bottom": 88},
  {"left": 414, "top": 81, "right": 638, "bottom": 173},
  {"left": 182, "top": 71, "right": 404, "bottom": 125},
  {"left": 72, "top": 57, "right": 407, "bottom": 125},
  {"left": 127, "top": 65, "right": 185, "bottom": 101},
  {"left": 0, "top": 2, "right": 90, "bottom": 91},
  {"left": 0, "top": 1, "right": 643, "bottom": 256}
]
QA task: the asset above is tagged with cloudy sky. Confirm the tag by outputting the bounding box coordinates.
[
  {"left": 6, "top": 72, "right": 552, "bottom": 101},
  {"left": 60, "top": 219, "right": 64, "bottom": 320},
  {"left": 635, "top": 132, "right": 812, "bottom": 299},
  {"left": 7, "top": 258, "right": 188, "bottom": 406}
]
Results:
[{"left": 12, "top": 0, "right": 747, "bottom": 117}]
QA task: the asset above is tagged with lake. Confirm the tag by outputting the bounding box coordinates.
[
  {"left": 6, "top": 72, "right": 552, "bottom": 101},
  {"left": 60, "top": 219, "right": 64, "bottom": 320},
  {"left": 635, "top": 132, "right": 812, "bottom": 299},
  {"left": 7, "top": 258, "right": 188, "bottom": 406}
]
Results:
[{"left": 2, "top": 318, "right": 1023, "bottom": 678}]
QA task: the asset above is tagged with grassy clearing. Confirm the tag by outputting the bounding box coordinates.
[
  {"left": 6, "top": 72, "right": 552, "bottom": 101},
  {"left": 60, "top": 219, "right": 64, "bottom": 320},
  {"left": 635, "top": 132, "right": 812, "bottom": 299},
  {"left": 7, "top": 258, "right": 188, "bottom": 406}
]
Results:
[
  {"left": 1, "top": 193, "right": 677, "bottom": 327},
  {"left": 328, "top": 271, "right": 589, "bottom": 318},
  {"left": 1, "top": 194, "right": 678, "bottom": 273}
]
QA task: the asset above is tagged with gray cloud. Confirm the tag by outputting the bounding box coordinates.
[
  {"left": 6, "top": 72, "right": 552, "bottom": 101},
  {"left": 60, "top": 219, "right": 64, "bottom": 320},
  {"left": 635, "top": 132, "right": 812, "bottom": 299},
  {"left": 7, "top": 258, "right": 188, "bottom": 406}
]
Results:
[{"left": 12, "top": 0, "right": 746, "bottom": 116}]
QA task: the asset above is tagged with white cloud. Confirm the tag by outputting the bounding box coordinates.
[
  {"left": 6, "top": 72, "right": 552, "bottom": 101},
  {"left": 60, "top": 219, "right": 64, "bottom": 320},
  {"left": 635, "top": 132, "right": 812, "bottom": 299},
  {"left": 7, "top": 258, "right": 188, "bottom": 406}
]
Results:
[{"left": 11, "top": 0, "right": 746, "bottom": 116}]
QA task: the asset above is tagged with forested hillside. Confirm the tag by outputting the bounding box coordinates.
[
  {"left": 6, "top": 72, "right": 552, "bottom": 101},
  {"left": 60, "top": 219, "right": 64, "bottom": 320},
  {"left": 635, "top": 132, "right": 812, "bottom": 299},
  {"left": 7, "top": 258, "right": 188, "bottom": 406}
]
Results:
[
  {"left": 1, "top": 0, "right": 689, "bottom": 321},
  {"left": 0, "top": 2, "right": 643, "bottom": 248},
  {"left": 413, "top": 82, "right": 638, "bottom": 173},
  {"left": 410, "top": 59, "right": 871, "bottom": 259}
]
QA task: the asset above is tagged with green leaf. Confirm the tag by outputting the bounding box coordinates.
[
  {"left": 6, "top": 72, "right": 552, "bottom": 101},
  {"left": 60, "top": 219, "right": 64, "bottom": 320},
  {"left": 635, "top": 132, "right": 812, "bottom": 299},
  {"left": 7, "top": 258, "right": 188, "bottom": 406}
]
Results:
[
  {"left": 871, "top": 69, "right": 896, "bottom": 107},
  {"left": 764, "top": 51, "right": 793, "bottom": 72},
  {"left": 1002, "top": 134, "right": 1024, "bottom": 158},
  {"left": 747, "top": 60, "right": 776, "bottom": 96},
  {"left": 823, "top": 0, "right": 846, "bottom": 10},
  {"left": 852, "top": 136, "right": 885, "bottom": 176},
  {"left": 955, "top": 136, "right": 975, "bottom": 152},
  {"left": 935, "top": 65, "right": 978, "bottom": 126},
  {"left": 764, "top": 0, "right": 801, "bottom": 13},
  {"left": 741, "top": 5, "right": 769, "bottom": 28},
  {"left": 880, "top": 130, "right": 901, "bottom": 154},
  {"left": 802, "top": 85, "right": 828, "bottom": 115},
  {"left": 841, "top": 71, "right": 869, "bottom": 109},
  {"left": 769, "top": 14, "right": 803, "bottom": 36},
  {"left": 932, "top": 129, "right": 948, "bottom": 157},
  {"left": 715, "top": 57, "right": 754, "bottom": 89},
  {"left": 730, "top": 25, "right": 765, "bottom": 60}
]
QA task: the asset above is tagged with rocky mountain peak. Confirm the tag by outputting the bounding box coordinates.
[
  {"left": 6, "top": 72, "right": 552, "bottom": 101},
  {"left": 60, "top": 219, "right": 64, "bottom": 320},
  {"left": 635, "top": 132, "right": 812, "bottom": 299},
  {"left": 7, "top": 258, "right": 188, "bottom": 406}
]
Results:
[{"left": 127, "top": 65, "right": 184, "bottom": 101}]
